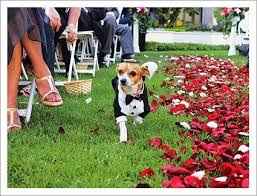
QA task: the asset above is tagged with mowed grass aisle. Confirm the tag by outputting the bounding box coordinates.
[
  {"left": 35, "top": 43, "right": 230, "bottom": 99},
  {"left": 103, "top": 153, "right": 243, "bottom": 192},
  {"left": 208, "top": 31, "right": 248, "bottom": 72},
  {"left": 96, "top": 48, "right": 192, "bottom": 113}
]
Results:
[{"left": 8, "top": 50, "right": 246, "bottom": 188}]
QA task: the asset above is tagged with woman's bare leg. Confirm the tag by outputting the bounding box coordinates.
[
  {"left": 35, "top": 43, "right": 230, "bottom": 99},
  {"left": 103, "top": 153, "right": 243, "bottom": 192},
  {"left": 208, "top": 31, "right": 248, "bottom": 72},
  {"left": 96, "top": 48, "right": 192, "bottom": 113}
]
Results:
[
  {"left": 21, "top": 33, "right": 61, "bottom": 102},
  {"left": 8, "top": 42, "right": 22, "bottom": 108},
  {"left": 8, "top": 41, "right": 22, "bottom": 130},
  {"left": 21, "top": 33, "right": 50, "bottom": 78}
]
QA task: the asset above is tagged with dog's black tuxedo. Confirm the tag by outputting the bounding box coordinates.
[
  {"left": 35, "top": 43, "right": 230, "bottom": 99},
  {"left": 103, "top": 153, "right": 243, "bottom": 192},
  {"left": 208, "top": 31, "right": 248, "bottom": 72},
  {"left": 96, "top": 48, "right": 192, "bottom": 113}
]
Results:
[{"left": 112, "top": 77, "right": 150, "bottom": 119}]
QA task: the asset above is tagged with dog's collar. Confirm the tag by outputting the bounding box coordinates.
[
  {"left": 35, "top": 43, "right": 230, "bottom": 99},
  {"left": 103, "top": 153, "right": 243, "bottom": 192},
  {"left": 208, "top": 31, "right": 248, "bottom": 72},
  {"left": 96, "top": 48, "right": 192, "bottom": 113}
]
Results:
[
  {"left": 132, "top": 82, "right": 144, "bottom": 97},
  {"left": 125, "top": 83, "right": 144, "bottom": 105}
]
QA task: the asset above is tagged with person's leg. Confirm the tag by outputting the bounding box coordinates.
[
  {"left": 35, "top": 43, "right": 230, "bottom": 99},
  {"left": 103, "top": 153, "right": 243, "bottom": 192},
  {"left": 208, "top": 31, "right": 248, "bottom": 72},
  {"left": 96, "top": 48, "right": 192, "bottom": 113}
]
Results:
[
  {"left": 21, "top": 32, "right": 62, "bottom": 104},
  {"left": 58, "top": 39, "right": 71, "bottom": 76},
  {"left": 8, "top": 42, "right": 22, "bottom": 108},
  {"left": 42, "top": 22, "right": 56, "bottom": 76},
  {"left": 100, "top": 13, "right": 116, "bottom": 55},
  {"left": 54, "top": 13, "right": 70, "bottom": 76},
  {"left": 115, "top": 24, "right": 134, "bottom": 59},
  {"left": 58, "top": 39, "right": 80, "bottom": 77},
  {"left": 8, "top": 41, "right": 22, "bottom": 130},
  {"left": 21, "top": 33, "right": 50, "bottom": 78}
]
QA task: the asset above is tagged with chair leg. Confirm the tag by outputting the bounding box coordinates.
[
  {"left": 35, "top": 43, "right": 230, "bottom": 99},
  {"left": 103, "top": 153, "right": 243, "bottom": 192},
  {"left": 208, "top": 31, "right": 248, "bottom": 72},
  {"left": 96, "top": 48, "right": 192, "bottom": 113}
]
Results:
[
  {"left": 105, "top": 54, "right": 110, "bottom": 68},
  {"left": 96, "top": 41, "right": 99, "bottom": 71},
  {"left": 73, "top": 61, "right": 79, "bottom": 80},
  {"left": 25, "top": 79, "right": 36, "bottom": 123},
  {"left": 93, "top": 39, "right": 99, "bottom": 77},
  {"left": 80, "top": 40, "right": 86, "bottom": 62},
  {"left": 55, "top": 52, "right": 61, "bottom": 71},
  {"left": 113, "top": 36, "right": 119, "bottom": 63},
  {"left": 21, "top": 63, "right": 29, "bottom": 80},
  {"left": 68, "top": 40, "right": 78, "bottom": 81}
]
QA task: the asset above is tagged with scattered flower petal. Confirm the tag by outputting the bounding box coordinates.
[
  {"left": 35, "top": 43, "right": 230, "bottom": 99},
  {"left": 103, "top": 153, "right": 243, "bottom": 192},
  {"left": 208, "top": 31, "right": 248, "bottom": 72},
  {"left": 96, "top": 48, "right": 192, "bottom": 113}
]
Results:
[
  {"left": 180, "top": 100, "right": 190, "bottom": 108},
  {"left": 150, "top": 99, "right": 159, "bottom": 112},
  {"left": 139, "top": 168, "right": 155, "bottom": 177},
  {"left": 191, "top": 170, "right": 205, "bottom": 180},
  {"left": 189, "top": 92, "right": 194, "bottom": 97},
  {"left": 201, "top": 85, "right": 207, "bottom": 91},
  {"left": 85, "top": 97, "right": 92, "bottom": 104},
  {"left": 234, "top": 154, "right": 242, "bottom": 160},
  {"left": 170, "top": 104, "right": 186, "bottom": 115},
  {"left": 177, "top": 122, "right": 191, "bottom": 130},
  {"left": 161, "top": 164, "right": 191, "bottom": 176},
  {"left": 238, "top": 132, "right": 249, "bottom": 136},
  {"left": 238, "top": 145, "right": 249, "bottom": 153},
  {"left": 207, "top": 108, "right": 215, "bottom": 112},
  {"left": 162, "top": 176, "right": 185, "bottom": 188},
  {"left": 207, "top": 121, "right": 218, "bottom": 129},
  {"left": 199, "top": 92, "right": 207, "bottom": 97},
  {"left": 177, "top": 90, "right": 185, "bottom": 95},
  {"left": 215, "top": 176, "right": 228, "bottom": 182},
  {"left": 149, "top": 137, "right": 162, "bottom": 149},
  {"left": 241, "top": 178, "right": 249, "bottom": 188},
  {"left": 210, "top": 176, "right": 228, "bottom": 188},
  {"left": 184, "top": 175, "right": 204, "bottom": 188},
  {"left": 185, "top": 64, "right": 191, "bottom": 68}
]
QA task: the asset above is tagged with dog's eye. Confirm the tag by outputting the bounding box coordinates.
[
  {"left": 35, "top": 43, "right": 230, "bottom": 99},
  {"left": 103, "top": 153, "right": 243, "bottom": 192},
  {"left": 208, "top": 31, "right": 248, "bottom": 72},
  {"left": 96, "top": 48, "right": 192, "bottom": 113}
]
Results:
[
  {"left": 129, "top": 71, "right": 137, "bottom": 77},
  {"left": 118, "top": 70, "right": 123, "bottom": 75}
]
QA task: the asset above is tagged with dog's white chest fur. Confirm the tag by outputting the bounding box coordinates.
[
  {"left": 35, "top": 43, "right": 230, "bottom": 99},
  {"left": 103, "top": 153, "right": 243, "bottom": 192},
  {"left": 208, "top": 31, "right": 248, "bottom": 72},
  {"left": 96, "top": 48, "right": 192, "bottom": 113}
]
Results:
[{"left": 118, "top": 86, "right": 144, "bottom": 116}]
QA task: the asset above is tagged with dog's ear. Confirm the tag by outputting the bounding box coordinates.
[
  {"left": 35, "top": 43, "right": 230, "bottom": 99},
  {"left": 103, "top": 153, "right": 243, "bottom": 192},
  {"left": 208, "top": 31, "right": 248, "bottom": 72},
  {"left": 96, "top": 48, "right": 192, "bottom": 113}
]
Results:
[
  {"left": 140, "top": 65, "right": 150, "bottom": 77},
  {"left": 141, "top": 62, "right": 158, "bottom": 79}
]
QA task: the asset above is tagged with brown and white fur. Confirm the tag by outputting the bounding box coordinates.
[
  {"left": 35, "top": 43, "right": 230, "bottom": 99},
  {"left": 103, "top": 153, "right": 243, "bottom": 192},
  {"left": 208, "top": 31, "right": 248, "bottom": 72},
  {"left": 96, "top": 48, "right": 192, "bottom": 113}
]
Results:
[{"left": 111, "top": 62, "right": 157, "bottom": 143}]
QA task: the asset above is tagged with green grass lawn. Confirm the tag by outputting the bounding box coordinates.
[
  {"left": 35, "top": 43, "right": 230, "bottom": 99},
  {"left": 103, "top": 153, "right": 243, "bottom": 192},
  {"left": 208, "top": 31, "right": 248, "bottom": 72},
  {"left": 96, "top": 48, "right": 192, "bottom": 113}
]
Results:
[{"left": 8, "top": 50, "right": 247, "bottom": 188}]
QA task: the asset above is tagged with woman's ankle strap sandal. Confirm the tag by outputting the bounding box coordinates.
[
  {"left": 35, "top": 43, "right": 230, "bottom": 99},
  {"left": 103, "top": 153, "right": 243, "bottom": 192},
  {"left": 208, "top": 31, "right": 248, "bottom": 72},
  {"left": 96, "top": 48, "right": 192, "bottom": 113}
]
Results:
[
  {"left": 36, "top": 75, "right": 63, "bottom": 107},
  {"left": 7, "top": 108, "right": 22, "bottom": 132}
]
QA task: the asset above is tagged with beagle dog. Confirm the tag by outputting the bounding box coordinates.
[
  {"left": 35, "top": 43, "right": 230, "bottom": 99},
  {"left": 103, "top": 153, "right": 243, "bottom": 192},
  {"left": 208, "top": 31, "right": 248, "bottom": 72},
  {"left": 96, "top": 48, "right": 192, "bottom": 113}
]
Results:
[{"left": 112, "top": 61, "right": 157, "bottom": 143}]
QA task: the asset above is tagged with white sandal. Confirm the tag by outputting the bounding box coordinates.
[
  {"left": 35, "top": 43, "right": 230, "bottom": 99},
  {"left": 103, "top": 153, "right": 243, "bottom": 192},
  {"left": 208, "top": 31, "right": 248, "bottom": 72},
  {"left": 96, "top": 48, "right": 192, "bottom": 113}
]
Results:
[
  {"left": 7, "top": 108, "right": 22, "bottom": 132},
  {"left": 35, "top": 75, "right": 63, "bottom": 107}
]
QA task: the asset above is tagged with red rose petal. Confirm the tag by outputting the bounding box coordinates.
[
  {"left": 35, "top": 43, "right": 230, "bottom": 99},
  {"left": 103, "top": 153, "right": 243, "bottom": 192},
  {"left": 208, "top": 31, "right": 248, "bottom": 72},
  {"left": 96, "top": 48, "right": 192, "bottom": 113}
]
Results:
[
  {"left": 170, "top": 104, "right": 186, "bottom": 114},
  {"left": 163, "top": 148, "right": 177, "bottom": 160},
  {"left": 241, "top": 153, "right": 249, "bottom": 165},
  {"left": 208, "top": 112, "right": 219, "bottom": 120},
  {"left": 162, "top": 176, "right": 185, "bottom": 188},
  {"left": 209, "top": 177, "right": 229, "bottom": 188},
  {"left": 161, "top": 164, "right": 191, "bottom": 176},
  {"left": 184, "top": 176, "right": 204, "bottom": 188},
  {"left": 201, "top": 159, "right": 217, "bottom": 171},
  {"left": 220, "top": 162, "right": 235, "bottom": 176},
  {"left": 150, "top": 99, "right": 159, "bottom": 112},
  {"left": 148, "top": 137, "right": 162, "bottom": 149},
  {"left": 139, "top": 167, "right": 155, "bottom": 178},
  {"left": 182, "top": 158, "right": 199, "bottom": 171},
  {"left": 241, "top": 178, "right": 249, "bottom": 188}
]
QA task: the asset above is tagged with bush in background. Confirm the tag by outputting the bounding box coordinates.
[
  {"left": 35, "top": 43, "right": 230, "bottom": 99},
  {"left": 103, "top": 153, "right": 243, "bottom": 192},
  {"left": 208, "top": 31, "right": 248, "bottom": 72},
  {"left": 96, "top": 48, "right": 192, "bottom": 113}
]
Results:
[{"left": 145, "top": 42, "right": 229, "bottom": 51}]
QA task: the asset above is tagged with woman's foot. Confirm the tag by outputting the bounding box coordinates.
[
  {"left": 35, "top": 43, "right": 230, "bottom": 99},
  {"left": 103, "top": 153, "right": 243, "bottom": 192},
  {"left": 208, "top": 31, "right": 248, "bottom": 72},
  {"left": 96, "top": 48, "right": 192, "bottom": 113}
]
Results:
[
  {"left": 35, "top": 75, "right": 63, "bottom": 107},
  {"left": 7, "top": 108, "right": 22, "bottom": 132}
]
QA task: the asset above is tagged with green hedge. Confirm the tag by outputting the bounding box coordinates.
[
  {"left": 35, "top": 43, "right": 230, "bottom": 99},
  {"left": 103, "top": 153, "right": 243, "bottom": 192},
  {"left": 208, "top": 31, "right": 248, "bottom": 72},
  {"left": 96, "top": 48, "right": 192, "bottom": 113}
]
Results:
[{"left": 145, "top": 42, "right": 229, "bottom": 51}]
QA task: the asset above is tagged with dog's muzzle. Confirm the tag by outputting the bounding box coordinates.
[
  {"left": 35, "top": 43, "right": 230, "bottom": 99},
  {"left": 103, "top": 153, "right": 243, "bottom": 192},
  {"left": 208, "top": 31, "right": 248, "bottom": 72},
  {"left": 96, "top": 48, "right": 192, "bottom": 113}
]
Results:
[{"left": 120, "top": 78, "right": 127, "bottom": 86}]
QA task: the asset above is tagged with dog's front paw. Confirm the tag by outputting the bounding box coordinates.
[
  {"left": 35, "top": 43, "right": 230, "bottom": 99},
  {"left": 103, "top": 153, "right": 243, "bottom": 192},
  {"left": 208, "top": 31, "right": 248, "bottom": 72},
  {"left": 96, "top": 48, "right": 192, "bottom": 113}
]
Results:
[
  {"left": 133, "top": 116, "right": 144, "bottom": 125},
  {"left": 119, "top": 121, "right": 128, "bottom": 143}
]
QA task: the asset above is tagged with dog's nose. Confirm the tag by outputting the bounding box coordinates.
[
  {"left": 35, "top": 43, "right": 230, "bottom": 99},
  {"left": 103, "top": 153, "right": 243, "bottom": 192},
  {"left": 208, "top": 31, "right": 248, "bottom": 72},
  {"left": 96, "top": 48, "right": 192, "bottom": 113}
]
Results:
[{"left": 120, "top": 78, "right": 127, "bottom": 85}]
